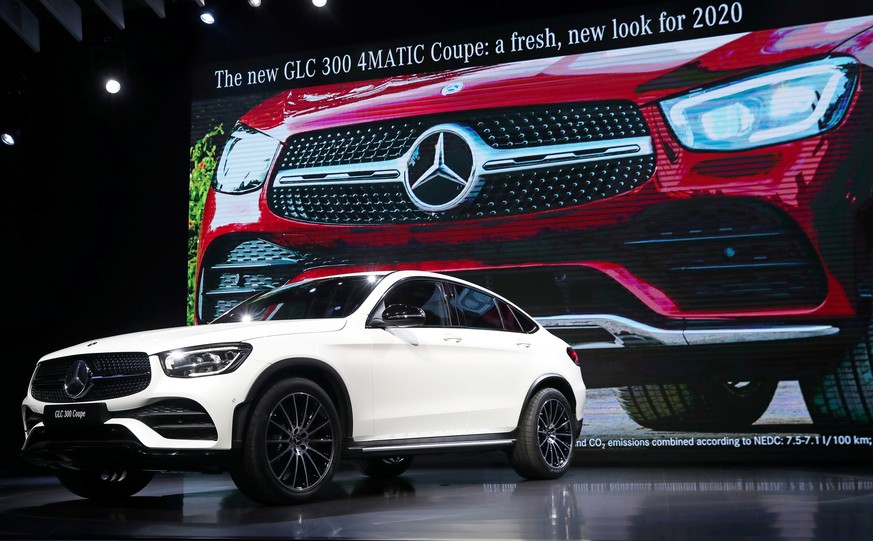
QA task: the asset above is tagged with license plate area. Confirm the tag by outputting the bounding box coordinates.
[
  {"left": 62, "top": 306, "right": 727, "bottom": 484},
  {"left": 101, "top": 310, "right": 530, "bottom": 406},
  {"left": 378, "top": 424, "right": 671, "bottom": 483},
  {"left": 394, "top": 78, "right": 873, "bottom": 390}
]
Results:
[{"left": 43, "top": 403, "right": 109, "bottom": 427}]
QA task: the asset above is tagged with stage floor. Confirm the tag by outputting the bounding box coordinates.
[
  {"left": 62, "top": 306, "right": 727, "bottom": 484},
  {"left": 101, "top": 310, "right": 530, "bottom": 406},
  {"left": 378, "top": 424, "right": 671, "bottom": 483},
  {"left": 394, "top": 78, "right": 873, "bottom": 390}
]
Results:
[{"left": 1, "top": 458, "right": 871, "bottom": 540}]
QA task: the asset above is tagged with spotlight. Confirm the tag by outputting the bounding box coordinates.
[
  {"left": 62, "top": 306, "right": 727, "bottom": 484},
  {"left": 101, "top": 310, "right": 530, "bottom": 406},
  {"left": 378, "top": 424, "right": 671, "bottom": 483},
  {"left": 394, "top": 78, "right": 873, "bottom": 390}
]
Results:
[
  {"left": 105, "top": 79, "right": 122, "bottom": 94},
  {"left": 312, "top": 0, "right": 326, "bottom": 7},
  {"left": 200, "top": 11, "right": 216, "bottom": 24},
  {"left": 1, "top": 133, "right": 15, "bottom": 146},
  {"left": 248, "top": 0, "right": 261, "bottom": 6}
]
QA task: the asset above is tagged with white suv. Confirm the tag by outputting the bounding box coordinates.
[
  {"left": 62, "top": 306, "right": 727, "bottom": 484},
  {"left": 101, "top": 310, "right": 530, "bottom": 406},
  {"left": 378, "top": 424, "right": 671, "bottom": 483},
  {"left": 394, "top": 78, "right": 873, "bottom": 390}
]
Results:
[{"left": 21, "top": 271, "right": 586, "bottom": 504}]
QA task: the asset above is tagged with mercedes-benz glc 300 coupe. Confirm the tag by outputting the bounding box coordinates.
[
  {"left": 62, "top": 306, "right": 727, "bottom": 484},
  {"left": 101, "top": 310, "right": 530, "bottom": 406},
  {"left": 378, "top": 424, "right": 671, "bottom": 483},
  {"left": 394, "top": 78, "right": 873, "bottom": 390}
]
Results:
[
  {"left": 22, "top": 271, "right": 585, "bottom": 504},
  {"left": 195, "top": 17, "right": 873, "bottom": 430}
]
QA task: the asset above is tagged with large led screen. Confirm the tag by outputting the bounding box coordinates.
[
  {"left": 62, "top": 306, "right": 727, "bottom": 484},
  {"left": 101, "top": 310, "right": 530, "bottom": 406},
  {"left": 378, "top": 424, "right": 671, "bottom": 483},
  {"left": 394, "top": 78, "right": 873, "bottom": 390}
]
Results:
[{"left": 189, "top": 3, "right": 873, "bottom": 458}]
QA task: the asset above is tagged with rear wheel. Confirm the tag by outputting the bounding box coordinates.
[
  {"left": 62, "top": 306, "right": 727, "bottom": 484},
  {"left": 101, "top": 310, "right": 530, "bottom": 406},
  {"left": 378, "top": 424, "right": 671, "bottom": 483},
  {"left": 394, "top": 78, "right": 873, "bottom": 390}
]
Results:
[
  {"left": 231, "top": 378, "right": 341, "bottom": 505},
  {"left": 511, "top": 388, "right": 575, "bottom": 480},
  {"left": 800, "top": 319, "right": 873, "bottom": 427},
  {"left": 353, "top": 456, "right": 414, "bottom": 478},
  {"left": 56, "top": 469, "right": 154, "bottom": 501},
  {"left": 616, "top": 380, "right": 777, "bottom": 431}
]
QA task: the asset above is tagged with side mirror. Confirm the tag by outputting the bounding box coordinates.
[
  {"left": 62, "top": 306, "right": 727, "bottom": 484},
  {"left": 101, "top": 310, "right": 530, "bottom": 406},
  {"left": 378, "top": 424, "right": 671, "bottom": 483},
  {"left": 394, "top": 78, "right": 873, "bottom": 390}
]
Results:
[{"left": 379, "top": 304, "right": 426, "bottom": 328}]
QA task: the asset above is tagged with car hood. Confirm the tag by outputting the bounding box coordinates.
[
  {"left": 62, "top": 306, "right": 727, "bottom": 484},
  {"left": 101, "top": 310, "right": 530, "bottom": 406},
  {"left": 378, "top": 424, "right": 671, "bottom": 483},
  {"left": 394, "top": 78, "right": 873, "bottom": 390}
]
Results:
[
  {"left": 39, "top": 319, "right": 348, "bottom": 361},
  {"left": 241, "top": 17, "right": 873, "bottom": 139}
]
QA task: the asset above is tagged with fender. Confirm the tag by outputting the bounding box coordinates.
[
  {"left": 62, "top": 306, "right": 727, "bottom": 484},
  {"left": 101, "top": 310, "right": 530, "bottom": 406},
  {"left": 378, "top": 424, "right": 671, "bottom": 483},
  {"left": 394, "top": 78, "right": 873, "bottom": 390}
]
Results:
[
  {"left": 519, "top": 374, "right": 581, "bottom": 439},
  {"left": 232, "top": 357, "right": 354, "bottom": 447}
]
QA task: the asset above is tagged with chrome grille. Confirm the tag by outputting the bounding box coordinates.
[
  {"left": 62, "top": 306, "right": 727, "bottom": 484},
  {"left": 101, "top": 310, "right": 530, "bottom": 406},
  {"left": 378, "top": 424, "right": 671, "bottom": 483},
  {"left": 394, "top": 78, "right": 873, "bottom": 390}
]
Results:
[
  {"left": 31, "top": 353, "right": 151, "bottom": 403},
  {"left": 276, "top": 102, "right": 647, "bottom": 169},
  {"left": 279, "top": 121, "right": 424, "bottom": 169},
  {"left": 473, "top": 102, "right": 648, "bottom": 148},
  {"left": 270, "top": 155, "right": 654, "bottom": 224},
  {"left": 268, "top": 101, "right": 652, "bottom": 225}
]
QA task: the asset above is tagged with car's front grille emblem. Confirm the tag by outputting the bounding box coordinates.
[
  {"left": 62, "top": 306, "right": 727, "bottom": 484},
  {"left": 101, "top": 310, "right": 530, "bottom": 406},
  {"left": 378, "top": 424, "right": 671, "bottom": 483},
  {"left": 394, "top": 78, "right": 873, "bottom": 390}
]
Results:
[
  {"left": 405, "top": 127, "right": 477, "bottom": 212},
  {"left": 63, "top": 360, "right": 93, "bottom": 400},
  {"left": 32, "top": 353, "right": 152, "bottom": 403}
]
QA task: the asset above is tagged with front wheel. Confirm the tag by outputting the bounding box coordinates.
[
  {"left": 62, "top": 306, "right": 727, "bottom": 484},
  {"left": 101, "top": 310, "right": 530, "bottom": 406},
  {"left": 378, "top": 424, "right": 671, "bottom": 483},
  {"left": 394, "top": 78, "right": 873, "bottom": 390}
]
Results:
[
  {"left": 511, "top": 388, "right": 575, "bottom": 480},
  {"left": 56, "top": 469, "right": 154, "bottom": 501},
  {"left": 231, "top": 378, "right": 341, "bottom": 505}
]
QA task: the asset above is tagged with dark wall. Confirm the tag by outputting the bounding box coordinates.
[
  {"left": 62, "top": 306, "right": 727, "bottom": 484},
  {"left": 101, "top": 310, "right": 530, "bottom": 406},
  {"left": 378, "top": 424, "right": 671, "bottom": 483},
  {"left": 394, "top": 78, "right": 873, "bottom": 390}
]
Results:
[{"left": 3, "top": 12, "right": 193, "bottom": 476}]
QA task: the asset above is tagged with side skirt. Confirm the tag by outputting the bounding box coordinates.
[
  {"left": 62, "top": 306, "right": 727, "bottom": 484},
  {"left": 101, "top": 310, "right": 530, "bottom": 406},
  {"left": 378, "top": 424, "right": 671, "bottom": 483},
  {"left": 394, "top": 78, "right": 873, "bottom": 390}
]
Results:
[{"left": 343, "top": 433, "right": 517, "bottom": 458}]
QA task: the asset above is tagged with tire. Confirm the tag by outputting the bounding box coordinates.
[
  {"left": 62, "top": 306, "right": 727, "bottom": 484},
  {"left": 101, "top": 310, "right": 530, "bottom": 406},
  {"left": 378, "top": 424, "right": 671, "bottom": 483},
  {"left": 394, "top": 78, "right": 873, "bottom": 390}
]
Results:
[
  {"left": 56, "top": 469, "right": 154, "bottom": 501},
  {"left": 231, "top": 378, "right": 341, "bottom": 505},
  {"left": 800, "top": 319, "right": 873, "bottom": 427},
  {"left": 511, "top": 388, "right": 575, "bottom": 480},
  {"left": 616, "top": 380, "right": 777, "bottom": 431},
  {"left": 353, "top": 456, "right": 414, "bottom": 478}
]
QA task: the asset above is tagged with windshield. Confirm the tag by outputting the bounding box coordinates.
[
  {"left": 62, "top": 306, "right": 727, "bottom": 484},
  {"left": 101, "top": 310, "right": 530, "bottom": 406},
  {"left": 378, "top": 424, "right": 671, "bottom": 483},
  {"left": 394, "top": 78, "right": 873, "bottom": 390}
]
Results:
[{"left": 213, "top": 275, "right": 385, "bottom": 323}]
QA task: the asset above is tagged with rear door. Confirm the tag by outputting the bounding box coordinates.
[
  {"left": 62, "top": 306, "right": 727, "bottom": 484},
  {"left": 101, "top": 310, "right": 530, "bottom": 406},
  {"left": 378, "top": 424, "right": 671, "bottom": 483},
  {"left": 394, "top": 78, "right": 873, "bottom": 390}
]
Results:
[{"left": 445, "top": 283, "right": 541, "bottom": 434}]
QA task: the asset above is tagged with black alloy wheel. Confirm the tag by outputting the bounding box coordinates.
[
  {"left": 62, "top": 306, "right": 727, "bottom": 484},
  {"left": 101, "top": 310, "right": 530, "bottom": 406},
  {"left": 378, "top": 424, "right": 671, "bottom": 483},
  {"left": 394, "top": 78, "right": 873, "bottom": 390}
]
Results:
[
  {"left": 232, "top": 378, "right": 341, "bottom": 505},
  {"left": 511, "top": 388, "right": 575, "bottom": 480}
]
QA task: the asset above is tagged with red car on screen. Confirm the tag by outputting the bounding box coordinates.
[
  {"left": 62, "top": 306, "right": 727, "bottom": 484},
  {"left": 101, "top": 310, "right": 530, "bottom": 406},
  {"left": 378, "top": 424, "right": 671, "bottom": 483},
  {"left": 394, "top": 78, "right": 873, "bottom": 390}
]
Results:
[{"left": 195, "top": 17, "right": 873, "bottom": 431}]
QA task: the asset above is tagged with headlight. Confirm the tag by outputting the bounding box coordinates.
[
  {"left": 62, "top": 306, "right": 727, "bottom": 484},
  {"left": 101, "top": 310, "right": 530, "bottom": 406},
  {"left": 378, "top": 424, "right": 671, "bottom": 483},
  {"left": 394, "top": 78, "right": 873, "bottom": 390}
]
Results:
[
  {"left": 660, "top": 56, "right": 858, "bottom": 151},
  {"left": 158, "top": 343, "right": 252, "bottom": 378},
  {"left": 213, "top": 125, "right": 281, "bottom": 194}
]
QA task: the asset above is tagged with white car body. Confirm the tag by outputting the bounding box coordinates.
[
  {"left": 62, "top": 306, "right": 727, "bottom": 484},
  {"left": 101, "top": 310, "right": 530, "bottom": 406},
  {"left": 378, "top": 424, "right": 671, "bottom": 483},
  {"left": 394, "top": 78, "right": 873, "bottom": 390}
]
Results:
[{"left": 21, "top": 270, "right": 586, "bottom": 504}]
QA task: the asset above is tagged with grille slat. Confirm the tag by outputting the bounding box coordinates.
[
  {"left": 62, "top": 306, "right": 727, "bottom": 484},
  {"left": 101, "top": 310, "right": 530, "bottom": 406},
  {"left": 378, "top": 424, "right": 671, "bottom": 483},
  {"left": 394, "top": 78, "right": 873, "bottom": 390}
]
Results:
[{"left": 31, "top": 353, "right": 151, "bottom": 403}]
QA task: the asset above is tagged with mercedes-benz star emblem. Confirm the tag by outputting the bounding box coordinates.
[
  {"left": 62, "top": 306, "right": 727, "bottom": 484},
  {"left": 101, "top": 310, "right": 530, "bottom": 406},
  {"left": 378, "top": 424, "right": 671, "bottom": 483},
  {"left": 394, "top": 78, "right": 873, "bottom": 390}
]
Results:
[
  {"left": 64, "top": 359, "right": 93, "bottom": 400},
  {"left": 405, "top": 127, "right": 477, "bottom": 212}
]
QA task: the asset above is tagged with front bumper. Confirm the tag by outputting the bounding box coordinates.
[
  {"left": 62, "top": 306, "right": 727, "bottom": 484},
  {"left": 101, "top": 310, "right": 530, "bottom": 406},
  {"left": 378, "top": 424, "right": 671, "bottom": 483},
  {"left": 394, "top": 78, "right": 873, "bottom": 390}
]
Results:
[
  {"left": 21, "top": 424, "right": 233, "bottom": 473},
  {"left": 198, "top": 196, "right": 837, "bottom": 323},
  {"left": 573, "top": 326, "right": 853, "bottom": 388},
  {"left": 20, "top": 352, "right": 265, "bottom": 471}
]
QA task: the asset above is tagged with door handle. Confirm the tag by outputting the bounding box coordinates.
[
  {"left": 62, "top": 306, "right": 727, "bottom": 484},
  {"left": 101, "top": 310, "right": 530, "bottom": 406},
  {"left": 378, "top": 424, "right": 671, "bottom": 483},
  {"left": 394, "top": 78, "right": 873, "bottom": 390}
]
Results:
[
  {"left": 443, "top": 336, "right": 462, "bottom": 343},
  {"left": 516, "top": 342, "right": 531, "bottom": 348}
]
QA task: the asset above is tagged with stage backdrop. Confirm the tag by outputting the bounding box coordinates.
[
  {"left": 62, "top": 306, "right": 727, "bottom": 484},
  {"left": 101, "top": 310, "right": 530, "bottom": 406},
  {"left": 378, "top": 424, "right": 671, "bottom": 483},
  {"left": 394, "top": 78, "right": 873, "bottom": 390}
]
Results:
[{"left": 189, "top": 2, "right": 873, "bottom": 457}]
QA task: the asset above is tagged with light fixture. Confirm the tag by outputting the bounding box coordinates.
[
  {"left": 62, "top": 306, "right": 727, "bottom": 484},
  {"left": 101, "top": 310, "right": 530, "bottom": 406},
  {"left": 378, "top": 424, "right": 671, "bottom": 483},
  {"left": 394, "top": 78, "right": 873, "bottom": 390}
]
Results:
[
  {"left": 105, "top": 79, "right": 122, "bottom": 94},
  {"left": 200, "top": 11, "right": 216, "bottom": 24},
  {"left": 312, "top": 0, "right": 327, "bottom": 7},
  {"left": 248, "top": 0, "right": 262, "bottom": 6},
  {"left": 1, "top": 133, "right": 15, "bottom": 146}
]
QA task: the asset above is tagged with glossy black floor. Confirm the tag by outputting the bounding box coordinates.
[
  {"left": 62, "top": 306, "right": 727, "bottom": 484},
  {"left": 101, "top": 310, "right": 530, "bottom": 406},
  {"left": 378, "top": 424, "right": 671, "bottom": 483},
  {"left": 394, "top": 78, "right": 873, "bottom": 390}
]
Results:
[{"left": 1, "top": 454, "right": 871, "bottom": 541}]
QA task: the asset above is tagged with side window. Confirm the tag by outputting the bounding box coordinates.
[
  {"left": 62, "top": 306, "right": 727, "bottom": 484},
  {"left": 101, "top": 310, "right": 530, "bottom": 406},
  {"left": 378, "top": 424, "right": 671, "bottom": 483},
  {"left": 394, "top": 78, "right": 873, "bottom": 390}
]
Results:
[
  {"left": 496, "top": 300, "right": 524, "bottom": 333},
  {"left": 380, "top": 280, "right": 450, "bottom": 327},
  {"left": 450, "top": 284, "right": 504, "bottom": 331},
  {"left": 512, "top": 306, "right": 539, "bottom": 333}
]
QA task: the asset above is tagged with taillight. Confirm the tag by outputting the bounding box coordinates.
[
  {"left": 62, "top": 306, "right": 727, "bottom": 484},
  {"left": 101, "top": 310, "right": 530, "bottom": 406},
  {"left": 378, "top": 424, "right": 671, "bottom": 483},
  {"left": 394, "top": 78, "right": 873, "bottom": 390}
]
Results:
[{"left": 566, "top": 347, "right": 580, "bottom": 367}]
